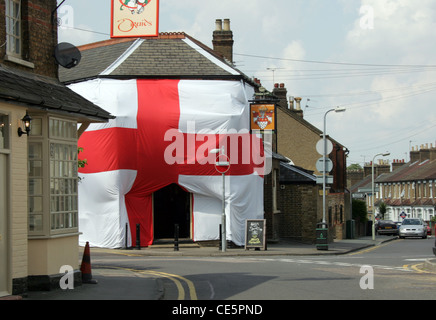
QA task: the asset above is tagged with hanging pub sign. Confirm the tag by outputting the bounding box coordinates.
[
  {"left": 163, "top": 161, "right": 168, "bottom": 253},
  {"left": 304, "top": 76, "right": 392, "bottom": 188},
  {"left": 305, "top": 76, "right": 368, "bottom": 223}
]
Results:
[
  {"left": 245, "top": 219, "right": 267, "bottom": 250},
  {"left": 111, "top": 0, "right": 160, "bottom": 38},
  {"left": 250, "top": 103, "right": 276, "bottom": 132}
]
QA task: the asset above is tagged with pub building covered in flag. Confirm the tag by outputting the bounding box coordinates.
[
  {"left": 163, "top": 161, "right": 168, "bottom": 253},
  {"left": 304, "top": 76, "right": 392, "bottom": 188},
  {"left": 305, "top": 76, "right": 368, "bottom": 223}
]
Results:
[{"left": 60, "top": 20, "right": 272, "bottom": 248}]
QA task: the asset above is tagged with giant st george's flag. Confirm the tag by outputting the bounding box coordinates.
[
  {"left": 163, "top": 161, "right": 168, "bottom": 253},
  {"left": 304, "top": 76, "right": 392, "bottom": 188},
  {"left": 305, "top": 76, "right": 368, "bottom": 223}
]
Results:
[{"left": 70, "top": 78, "right": 266, "bottom": 248}]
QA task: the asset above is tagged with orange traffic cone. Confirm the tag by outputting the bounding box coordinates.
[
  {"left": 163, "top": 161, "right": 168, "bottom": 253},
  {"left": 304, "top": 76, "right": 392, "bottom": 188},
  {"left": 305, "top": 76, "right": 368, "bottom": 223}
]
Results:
[{"left": 80, "top": 242, "right": 98, "bottom": 284}]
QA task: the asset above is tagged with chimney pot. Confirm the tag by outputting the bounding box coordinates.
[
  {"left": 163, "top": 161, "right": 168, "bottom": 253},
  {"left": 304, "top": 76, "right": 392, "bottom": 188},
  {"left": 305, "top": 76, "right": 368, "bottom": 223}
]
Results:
[
  {"left": 289, "top": 97, "right": 294, "bottom": 110},
  {"left": 294, "top": 97, "right": 302, "bottom": 110},
  {"left": 280, "top": 83, "right": 285, "bottom": 88},
  {"left": 215, "top": 19, "right": 223, "bottom": 31},
  {"left": 223, "top": 19, "right": 231, "bottom": 31}
]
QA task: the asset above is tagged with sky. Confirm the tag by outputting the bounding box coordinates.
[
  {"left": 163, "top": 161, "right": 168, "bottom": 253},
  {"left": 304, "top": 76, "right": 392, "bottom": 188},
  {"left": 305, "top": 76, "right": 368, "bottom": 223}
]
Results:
[{"left": 57, "top": 0, "right": 436, "bottom": 168}]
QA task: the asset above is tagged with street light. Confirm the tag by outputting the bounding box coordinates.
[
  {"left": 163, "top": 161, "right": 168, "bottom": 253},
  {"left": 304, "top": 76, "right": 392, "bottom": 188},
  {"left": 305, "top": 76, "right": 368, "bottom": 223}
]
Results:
[
  {"left": 211, "top": 147, "right": 230, "bottom": 252},
  {"left": 322, "top": 107, "right": 346, "bottom": 225},
  {"left": 371, "top": 152, "right": 390, "bottom": 240}
]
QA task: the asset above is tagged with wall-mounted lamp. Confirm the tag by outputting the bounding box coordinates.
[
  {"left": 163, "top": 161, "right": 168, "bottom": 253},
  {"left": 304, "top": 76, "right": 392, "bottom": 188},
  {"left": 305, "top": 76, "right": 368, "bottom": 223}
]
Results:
[{"left": 18, "top": 113, "right": 32, "bottom": 137}]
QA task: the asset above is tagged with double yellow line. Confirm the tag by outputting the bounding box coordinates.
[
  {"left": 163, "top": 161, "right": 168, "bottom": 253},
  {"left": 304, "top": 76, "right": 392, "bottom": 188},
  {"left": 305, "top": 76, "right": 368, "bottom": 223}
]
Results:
[
  {"left": 99, "top": 266, "right": 197, "bottom": 300},
  {"left": 348, "top": 241, "right": 393, "bottom": 256},
  {"left": 402, "top": 263, "right": 433, "bottom": 274},
  {"left": 145, "top": 270, "right": 197, "bottom": 300}
]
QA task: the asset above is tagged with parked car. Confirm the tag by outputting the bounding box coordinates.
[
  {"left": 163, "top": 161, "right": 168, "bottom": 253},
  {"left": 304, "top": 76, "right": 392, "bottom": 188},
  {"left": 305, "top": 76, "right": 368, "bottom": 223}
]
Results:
[
  {"left": 399, "top": 218, "right": 427, "bottom": 239},
  {"left": 426, "top": 224, "right": 431, "bottom": 235},
  {"left": 375, "top": 220, "right": 399, "bottom": 236}
]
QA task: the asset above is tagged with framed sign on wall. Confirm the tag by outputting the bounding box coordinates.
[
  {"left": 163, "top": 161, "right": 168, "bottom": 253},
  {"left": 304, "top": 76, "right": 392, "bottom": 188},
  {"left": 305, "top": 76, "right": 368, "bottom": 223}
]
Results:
[
  {"left": 111, "top": 0, "right": 160, "bottom": 38},
  {"left": 250, "top": 104, "right": 276, "bottom": 132}
]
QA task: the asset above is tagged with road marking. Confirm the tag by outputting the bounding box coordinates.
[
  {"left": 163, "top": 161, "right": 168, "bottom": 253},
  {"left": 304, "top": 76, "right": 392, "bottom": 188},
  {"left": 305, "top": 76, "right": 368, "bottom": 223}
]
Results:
[
  {"left": 96, "top": 266, "right": 197, "bottom": 300},
  {"left": 250, "top": 258, "right": 412, "bottom": 272},
  {"left": 404, "top": 258, "right": 430, "bottom": 261},
  {"left": 404, "top": 263, "right": 434, "bottom": 274},
  {"left": 348, "top": 241, "right": 396, "bottom": 256},
  {"left": 147, "top": 270, "right": 198, "bottom": 300}
]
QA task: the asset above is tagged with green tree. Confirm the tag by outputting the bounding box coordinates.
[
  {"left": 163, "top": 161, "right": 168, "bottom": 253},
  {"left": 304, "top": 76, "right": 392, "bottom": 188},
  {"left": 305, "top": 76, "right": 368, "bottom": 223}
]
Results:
[
  {"left": 78, "top": 147, "right": 87, "bottom": 169},
  {"left": 78, "top": 147, "right": 87, "bottom": 182},
  {"left": 347, "top": 163, "right": 363, "bottom": 171},
  {"left": 352, "top": 199, "right": 368, "bottom": 223},
  {"left": 378, "top": 202, "right": 387, "bottom": 220}
]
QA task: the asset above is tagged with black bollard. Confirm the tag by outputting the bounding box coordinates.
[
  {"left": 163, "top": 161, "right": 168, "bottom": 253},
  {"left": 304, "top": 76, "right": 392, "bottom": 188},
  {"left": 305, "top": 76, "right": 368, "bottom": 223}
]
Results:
[
  {"left": 125, "top": 223, "right": 130, "bottom": 250},
  {"left": 174, "top": 224, "right": 179, "bottom": 251},
  {"left": 136, "top": 224, "right": 141, "bottom": 250}
]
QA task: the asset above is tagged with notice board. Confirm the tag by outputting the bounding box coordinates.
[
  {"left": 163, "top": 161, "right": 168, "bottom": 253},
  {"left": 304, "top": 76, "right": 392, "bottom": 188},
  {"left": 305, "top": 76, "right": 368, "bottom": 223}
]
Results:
[
  {"left": 245, "top": 219, "right": 266, "bottom": 250},
  {"left": 111, "top": 0, "right": 160, "bottom": 38}
]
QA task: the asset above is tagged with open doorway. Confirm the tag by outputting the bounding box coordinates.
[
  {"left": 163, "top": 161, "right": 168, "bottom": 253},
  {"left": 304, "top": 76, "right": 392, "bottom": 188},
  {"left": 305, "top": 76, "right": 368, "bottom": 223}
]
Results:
[{"left": 153, "top": 184, "right": 191, "bottom": 240}]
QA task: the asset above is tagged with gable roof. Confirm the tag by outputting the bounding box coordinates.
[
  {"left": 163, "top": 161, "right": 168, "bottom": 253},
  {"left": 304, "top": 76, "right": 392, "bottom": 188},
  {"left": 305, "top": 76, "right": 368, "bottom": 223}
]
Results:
[
  {"left": 59, "top": 33, "right": 257, "bottom": 86},
  {"left": 277, "top": 104, "right": 346, "bottom": 149},
  {"left": 376, "top": 159, "right": 436, "bottom": 183},
  {"left": 280, "top": 162, "right": 317, "bottom": 184},
  {"left": 0, "top": 64, "right": 114, "bottom": 122}
]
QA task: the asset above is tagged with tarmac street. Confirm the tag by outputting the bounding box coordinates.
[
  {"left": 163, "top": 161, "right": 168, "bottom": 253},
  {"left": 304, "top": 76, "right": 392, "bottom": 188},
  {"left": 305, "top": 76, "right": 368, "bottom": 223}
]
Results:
[{"left": 19, "top": 235, "right": 436, "bottom": 301}]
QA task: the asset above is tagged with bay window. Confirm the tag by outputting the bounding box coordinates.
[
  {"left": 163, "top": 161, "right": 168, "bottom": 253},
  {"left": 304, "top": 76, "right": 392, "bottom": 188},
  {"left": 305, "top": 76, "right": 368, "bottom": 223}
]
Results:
[{"left": 28, "top": 115, "right": 79, "bottom": 237}]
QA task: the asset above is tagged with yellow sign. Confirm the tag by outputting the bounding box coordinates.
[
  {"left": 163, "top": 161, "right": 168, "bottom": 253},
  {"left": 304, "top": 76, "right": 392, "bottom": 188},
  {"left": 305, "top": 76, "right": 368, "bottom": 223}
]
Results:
[
  {"left": 111, "top": 0, "right": 159, "bottom": 38},
  {"left": 250, "top": 104, "right": 276, "bottom": 131}
]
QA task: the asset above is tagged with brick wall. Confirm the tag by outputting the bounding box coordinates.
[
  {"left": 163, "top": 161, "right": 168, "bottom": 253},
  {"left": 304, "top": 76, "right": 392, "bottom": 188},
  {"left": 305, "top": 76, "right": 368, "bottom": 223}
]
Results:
[
  {"left": 0, "top": 0, "right": 58, "bottom": 78},
  {"left": 277, "top": 183, "right": 321, "bottom": 243},
  {"left": 264, "top": 160, "right": 281, "bottom": 241},
  {"left": 277, "top": 108, "right": 320, "bottom": 173}
]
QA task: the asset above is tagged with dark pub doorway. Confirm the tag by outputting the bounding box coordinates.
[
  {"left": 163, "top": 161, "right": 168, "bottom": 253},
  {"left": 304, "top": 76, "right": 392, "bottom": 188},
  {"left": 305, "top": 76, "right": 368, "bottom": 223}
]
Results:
[{"left": 153, "top": 184, "right": 191, "bottom": 240}]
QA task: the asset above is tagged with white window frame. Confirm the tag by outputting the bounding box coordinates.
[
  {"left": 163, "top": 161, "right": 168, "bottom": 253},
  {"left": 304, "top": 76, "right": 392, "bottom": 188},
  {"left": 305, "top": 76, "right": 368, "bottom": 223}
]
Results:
[
  {"left": 5, "top": 0, "right": 22, "bottom": 58},
  {"left": 28, "top": 114, "right": 79, "bottom": 238}
]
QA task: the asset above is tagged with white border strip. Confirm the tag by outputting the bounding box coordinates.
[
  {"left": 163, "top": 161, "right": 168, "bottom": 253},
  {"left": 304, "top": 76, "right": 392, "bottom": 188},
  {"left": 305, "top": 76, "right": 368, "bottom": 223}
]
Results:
[
  {"left": 100, "top": 38, "right": 145, "bottom": 76},
  {"left": 182, "top": 38, "right": 240, "bottom": 76}
]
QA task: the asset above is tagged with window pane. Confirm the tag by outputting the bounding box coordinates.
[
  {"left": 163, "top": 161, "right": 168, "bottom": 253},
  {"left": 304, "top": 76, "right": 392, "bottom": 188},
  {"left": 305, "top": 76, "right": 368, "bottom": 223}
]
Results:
[
  {"left": 6, "top": 0, "right": 21, "bottom": 57},
  {"left": 29, "top": 214, "right": 43, "bottom": 232},
  {"left": 29, "top": 196, "right": 42, "bottom": 212},
  {"left": 30, "top": 118, "right": 42, "bottom": 136},
  {"left": 0, "top": 114, "right": 9, "bottom": 149},
  {"left": 29, "top": 178, "right": 42, "bottom": 195},
  {"left": 29, "top": 143, "right": 42, "bottom": 159},
  {"left": 29, "top": 160, "right": 42, "bottom": 176}
]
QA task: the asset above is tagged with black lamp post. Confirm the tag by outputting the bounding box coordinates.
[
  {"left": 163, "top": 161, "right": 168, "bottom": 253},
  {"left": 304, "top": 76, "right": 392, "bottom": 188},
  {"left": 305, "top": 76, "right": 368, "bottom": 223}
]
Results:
[{"left": 18, "top": 113, "right": 32, "bottom": 137}]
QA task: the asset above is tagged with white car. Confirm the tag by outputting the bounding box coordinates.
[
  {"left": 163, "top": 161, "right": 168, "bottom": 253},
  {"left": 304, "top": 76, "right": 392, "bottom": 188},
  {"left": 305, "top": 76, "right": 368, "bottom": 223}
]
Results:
[{"left": 399, "top": 218, "right": 427, "bottom": 239}]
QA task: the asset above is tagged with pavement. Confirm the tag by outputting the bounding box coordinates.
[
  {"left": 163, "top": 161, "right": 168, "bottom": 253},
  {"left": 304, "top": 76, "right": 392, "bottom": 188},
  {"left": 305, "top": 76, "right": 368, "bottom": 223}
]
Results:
[{"left": 9, "top": 235, "right": 435, "bottom": 300}]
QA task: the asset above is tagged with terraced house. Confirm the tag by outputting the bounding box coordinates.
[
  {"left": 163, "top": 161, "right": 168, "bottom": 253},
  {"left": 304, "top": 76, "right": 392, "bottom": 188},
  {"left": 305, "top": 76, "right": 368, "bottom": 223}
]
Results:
[
  {"left": 375, "top": 144, "right": 436, "bottom": 223},
  {"left": 0, "top": 0, "right": 112, "bottom": 297}
]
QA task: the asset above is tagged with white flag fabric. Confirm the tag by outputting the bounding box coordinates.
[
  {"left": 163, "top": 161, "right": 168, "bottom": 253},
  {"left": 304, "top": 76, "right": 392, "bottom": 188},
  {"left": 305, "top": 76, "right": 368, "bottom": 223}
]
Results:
[{"left": 71, "top": 78, "right": 265, "bottom": 248}]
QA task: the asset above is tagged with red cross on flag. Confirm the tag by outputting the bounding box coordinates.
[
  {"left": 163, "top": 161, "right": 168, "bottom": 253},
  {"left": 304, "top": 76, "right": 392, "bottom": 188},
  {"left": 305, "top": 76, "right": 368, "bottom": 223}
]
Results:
[{"left": 71, "top": 79, "right": 266, "bottom": 248}]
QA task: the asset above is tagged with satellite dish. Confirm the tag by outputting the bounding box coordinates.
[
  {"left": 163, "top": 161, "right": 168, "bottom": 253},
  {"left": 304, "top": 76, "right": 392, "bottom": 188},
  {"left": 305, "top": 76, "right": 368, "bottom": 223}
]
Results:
[{"left": 54, "top": 42, "right": 81, "bottom": 69}]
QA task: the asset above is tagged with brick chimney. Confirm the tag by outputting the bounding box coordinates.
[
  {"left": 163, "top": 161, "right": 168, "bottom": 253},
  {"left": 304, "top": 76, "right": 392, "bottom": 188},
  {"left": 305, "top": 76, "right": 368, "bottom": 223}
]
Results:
[
  {"left": 392, "top": 159, "right": 405, "bottom": 171},
  {"left": 213, "top": 19, "right": 234, "bottom": 64},
  {"left": 431, "top": 143, "right": 436, "bottom": 161},
  {"left": 272, "top": 83, "right": 288, "bottom": 109},
  {"left": 410, "top": 146, "right": 420, "bottom": 163},
  {"left": 410, "top": 144, "right": 436, "bottom": 163},
  {"left": 293, "top": 97, "right": 303, "bottom": 117},
  {"left": 364, "top": 161, "right": 390, "bottom": 178}
]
